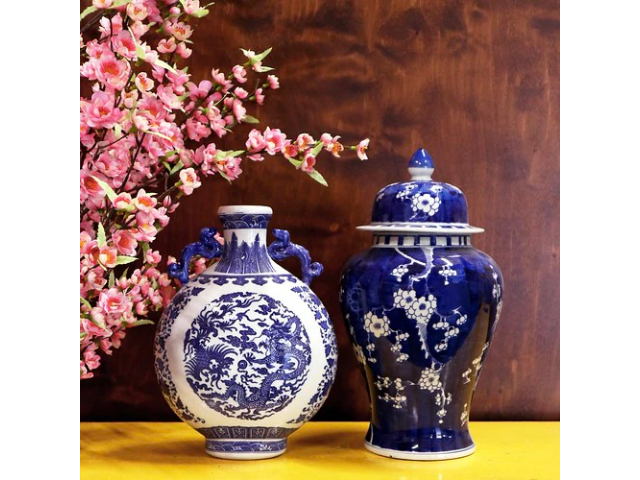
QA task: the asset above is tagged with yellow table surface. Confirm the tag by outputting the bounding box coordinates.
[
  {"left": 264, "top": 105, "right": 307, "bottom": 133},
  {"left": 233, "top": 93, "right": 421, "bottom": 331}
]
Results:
[{"left": 81, "top": 421, "right": 559, "bottom": 479}]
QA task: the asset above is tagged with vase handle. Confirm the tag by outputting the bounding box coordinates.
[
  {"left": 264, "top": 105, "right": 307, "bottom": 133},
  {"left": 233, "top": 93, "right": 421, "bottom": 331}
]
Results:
[
  {"left": 167, "top": 227, "right": 223, "bottom": 284},
  {"left": 267, "top": 229, "right": 323, "bottom": 286}
]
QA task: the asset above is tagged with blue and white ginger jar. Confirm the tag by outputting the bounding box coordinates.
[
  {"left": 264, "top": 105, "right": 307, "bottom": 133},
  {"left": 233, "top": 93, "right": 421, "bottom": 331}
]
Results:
[
  {"left": 340, "top": 149, "right": 504, "bottom": 460},
  {"left": 154, "top": 205, "right": 337, "bottom": 460}
]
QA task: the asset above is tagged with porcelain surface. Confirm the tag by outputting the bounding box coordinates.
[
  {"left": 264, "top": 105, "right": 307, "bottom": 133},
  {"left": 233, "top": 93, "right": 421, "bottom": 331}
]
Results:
[
  {"left": 155, "top": 205, "right": 337, "bottom": 460},
  {"left": 340, "top": 149, "right": 503, "bottom": 460}
]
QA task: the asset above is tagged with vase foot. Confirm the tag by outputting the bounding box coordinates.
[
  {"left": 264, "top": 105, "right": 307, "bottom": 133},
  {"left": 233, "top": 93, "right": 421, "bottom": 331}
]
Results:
[
  {"left": 205, "top": 439, "right": 287, "bottom": 460},
  {"left": 364, "top": 441, "right": 475, "bottom": 461}
]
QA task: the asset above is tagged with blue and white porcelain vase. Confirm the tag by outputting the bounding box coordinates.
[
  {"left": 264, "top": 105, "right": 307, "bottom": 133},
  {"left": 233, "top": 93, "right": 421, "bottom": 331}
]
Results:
[
  {"left": 340, "top": 149, "right": 504, "bottom": 460},
  {"left": 154, "top": 205, "right": 337, "bottom": 460}
]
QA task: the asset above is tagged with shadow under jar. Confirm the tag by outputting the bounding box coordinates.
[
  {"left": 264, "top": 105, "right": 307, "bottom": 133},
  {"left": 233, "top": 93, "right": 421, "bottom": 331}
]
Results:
[{"left": 340, "top": 149, "right": 504, "bottom": 460}]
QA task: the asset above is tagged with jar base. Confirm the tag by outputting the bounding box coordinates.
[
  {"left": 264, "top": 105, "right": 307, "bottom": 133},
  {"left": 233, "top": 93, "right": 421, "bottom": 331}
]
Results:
[
  {"left": 205, "top": 439, "right": 287, "bottom": 460},
  {"left": 364, "top": 441, "right": 475, "bottom": 461}
]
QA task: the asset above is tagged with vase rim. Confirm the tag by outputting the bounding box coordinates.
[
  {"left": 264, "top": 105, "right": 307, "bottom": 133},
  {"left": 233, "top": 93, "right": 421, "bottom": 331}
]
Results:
[{"left": 218, "top": 205, "right": 273, "bottom": 216}]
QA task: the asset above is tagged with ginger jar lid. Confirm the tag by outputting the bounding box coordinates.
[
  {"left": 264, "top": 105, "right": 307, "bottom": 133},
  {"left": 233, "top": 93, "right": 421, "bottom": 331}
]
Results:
[{"left": 357, "top": 148, "right": 484, "bottom": 234}]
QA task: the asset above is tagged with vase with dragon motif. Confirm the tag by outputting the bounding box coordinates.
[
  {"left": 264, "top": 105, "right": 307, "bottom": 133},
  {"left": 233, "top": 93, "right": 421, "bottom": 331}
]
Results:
[
  {"left": 154, "top": 205, "right": 337, "bottom": 460},
  {"left": 340, "top": 148, "right": 504, "bottom": 460}
]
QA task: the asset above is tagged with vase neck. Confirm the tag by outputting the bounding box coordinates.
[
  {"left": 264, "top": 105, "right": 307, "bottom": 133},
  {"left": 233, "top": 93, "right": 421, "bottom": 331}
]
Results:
[{"left": 214, "top": 208, "right": 278, "bottom": 274}]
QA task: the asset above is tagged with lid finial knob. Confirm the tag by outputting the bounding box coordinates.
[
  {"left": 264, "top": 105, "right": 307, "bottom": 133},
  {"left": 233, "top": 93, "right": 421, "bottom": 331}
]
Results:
[{"left": 408, "top": 148, "right": 434, "bottom": 181}]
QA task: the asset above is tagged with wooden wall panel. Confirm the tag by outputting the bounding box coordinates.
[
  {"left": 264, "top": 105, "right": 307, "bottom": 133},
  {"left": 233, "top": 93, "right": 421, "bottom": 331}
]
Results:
[{"left": 81, "top": 0, "right": 560, "bottom": 421}]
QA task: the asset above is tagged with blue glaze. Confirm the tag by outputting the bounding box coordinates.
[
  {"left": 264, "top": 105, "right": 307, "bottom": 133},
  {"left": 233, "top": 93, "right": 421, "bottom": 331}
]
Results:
[
  {"left": 206, "top": 439, "right": 287, "bottom": 453},
  {"left": 268, "top": 229, "right": 323, "bottom": 286},
  {"left": 219, "top": 212, "right": 272, "bottom": 229},
  {"left": 408, "top": 148, "right": 434, "bottom": 169},
  {"left": 215, "top": 232, "right": 276, "bottom": 274},
  {"left": 340, "top": 149, "right": 503, "bottom": 459},
  {"left": 168, "top": 227, "right": 223, "bottom": 283},
  {"left": 184, "top": 291, "right": 312, "bottom": 421},
  {"left": 156, "top": 207, "right": 338, "bottom": 458}
]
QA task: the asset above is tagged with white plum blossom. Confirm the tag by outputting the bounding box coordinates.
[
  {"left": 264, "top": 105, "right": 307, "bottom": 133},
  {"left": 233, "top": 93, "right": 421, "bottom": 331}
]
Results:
[
  {"left": 418, "top": 368, "right": 442, "bottom": 392},
  {"left": 393, "top": 289, "right": 417, "bottom": 309},
  {"left": 407, "top": 294, "right": 437, "bottom": 320},
  {"left": 391, "top": 264, "right": 409, "bottom": 281},
  {"left": 412, "top": 193, "right": 441, "bottom": 216},
  {"left": 364, "top": 312, "right": 390, "bottom": 338}
]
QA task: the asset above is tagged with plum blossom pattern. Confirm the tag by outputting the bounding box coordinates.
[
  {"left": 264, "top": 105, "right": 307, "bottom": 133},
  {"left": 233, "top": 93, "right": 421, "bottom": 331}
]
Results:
[
  {"left": 412, "top": 193, "right": 441, "bottom": 216},
  {"left": 364, "top": 312, "right": 390, "bottom": 338}
]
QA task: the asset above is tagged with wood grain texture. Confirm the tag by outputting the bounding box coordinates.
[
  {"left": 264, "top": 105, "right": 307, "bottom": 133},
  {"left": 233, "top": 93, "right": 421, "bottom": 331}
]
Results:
[{"left": 81, "top": 0, "right": 560, "bottom": 421}]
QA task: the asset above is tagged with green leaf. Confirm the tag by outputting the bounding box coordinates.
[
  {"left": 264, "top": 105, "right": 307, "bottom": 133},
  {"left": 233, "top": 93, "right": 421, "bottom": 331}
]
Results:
[
  {"left": 80, "top": 297, "right": 92, "bottom": 309},
  {"left": 243, "top": 115, "right": 260, "bottom": 124},
  {"left": 155, "top": 58, "right": 178, "bottom": 74},
  {"left": 307, "top": 169, "right": 328, "bottom": 187},
  {"left": 92, "top": 177, "right": 117, "bottom": 202},
  {"left": 287, "top": 158, "right": 303, "bottom": 168},
  {"left": 130, "top": 319, "right": 155, "bottom": 327},
  {"left": 134, "top": 38, "right": 177, "bottom": 73},
  {"left": 108, "top": 270, "right": 115, "bottom": 288},
  {"left": 97, "top": 222, "right": 106, "bottom": 248},
  {"left": 254, "top": 66, "right": 274, "bottom": 73},
  {"left": 115, "top": 255, "right": 139, "bottom": 265},
  {"left": 80, "top": 6, "right": 97, "bottom": 21},
  {"left": 143, "top": 129, "right": 173, "bottom": 142},
  {"left": 141, "top": 242, "right": 150, "bottom": 259},
  {"left": 310, "top": 142, "right": 324, "bottom": 157},
  {"left": 254, "top": 47, "right": 273, "bottom": 62},
  {"left": 216, "top": 150, "right": 244, "bottom": 159},
  {"left": 170, "top": 160, "right": 184, "bottom": 175},
  {"left": 114, "top": 123, "right": 122, "bottom": 138},
  {"left": 191, "top": 8, "right": 210, "bottom": 17},
  {"left": 80, "top": 332, "right": 88, "bottom": 340}
]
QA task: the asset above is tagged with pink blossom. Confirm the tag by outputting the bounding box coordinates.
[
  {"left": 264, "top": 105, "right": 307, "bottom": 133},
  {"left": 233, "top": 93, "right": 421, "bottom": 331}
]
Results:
[
  {"left": 113, "top": 193, "right": 133, "bottom": 210},
  {"left": 135, "top": 72, "right": 154, "bottom": 92},
  {"left": 158, "top": 37, "right": 176, "bottom": 54},
  {"left": 232, "top": 99, "right": 246, "bottom": 121},
  {"left": 320, "top": 133, "right": 344, "bottom": 157},
  {"left": 301, "top": 150, "right": 316, "bottom": 172},
  {"left": 187, "top": 80, "right": 213, "bottom": 99},
  {"left": 96, "top": 53, "right": 130, "bottom": 90},
  {"left": 146, "top": 249, "right": 162, "bottom": 265},
  {"left": 179, "top": 167, "right": 201, "bottom": 195},
  {"left": 263, "top": 127, "right": 286, "bottom": 155},
  {"left": 176, "top": 42, "right": 192, "bottom": 59},
  {"left": 357, "top": 138, "right": 370, "bottom": 160},
  {"left": 296, "top": 133, "right": 314, "bottom": 150},
  {"left": 157, "top": 85, "right": 181, "bottom": 110},
  {"left": 126, "top": 1, "right": 148, "bottom": 21},
  {"left": 90, "top": 244, "right": 119, "bottom": 268},
  {"left": 234, "top": 87, "right": 248, "bottom": 99},
  {"left": 113, "top": 31, "right": 137, "bottom": 59},
  {"left": 183, "top": 0, "right": 200, "bottom": 15},
  {"left": 112, "top": 230, "right": 138, "bottom": 256},
  {"left": 245, "top": 129, "right": 266, "bottom": 152},
  {"left": 93, "top": 0, "right": 113, "bottom": 8},
  {"left": 99, "top": 288, "right": 128, "bottom": 314},
  {"left": 133, "top": 189, "right": 157, "bottom": 212},
  {"left": 83, "top": 344, "right": 101, "bottom": 371},
  {"left": 283, "top": 140, "right": 298, "bottom": 159},
  {"left": 216, "top": 156, "right": 243, "bottom": 180},
  {"left": 130, "top": 20, "right": 149, "bottom": 39},
  {"left": 254, "top": 88, "right": 265, "bottom": 105},
  {"left": 267, "top": 75, "right": 280, "bottom": 89},
  {"left": 194, "top": 257, "right": 208, "bottom": 275},
  {"left": 81, "top": 91, "right": 122, "bottom": 129},
  {"left": 233, "top": 65, "right": 247, "bottom": 83},
  {"left": 98, "top": 13, "right": 123, "bottom": 37},
  {"left": 169, "top": 22, "right": 193, "bottom": 41},
  {"left": 211, "top": 68, "right": 233, "bottom": 92}
]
